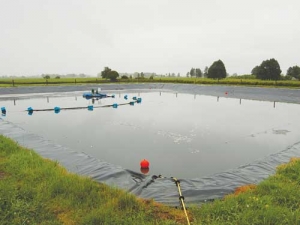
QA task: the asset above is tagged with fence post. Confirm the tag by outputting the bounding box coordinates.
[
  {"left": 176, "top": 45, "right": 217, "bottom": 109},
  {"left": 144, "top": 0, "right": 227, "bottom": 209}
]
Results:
[
  {"left": 12, "top": 79, "right": 15, "bottom": 87},
  {"left": 46, "top": 79, "right": 48, "bottom": 85},
  {"left": 75, "top": 79, "right": 77, "bottom": 84}
]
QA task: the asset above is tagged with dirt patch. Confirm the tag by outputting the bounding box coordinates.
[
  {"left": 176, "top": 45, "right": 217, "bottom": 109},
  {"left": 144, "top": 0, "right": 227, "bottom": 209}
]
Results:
[{"left": 141, "top": 199, "right": 193, "bottom": 224}]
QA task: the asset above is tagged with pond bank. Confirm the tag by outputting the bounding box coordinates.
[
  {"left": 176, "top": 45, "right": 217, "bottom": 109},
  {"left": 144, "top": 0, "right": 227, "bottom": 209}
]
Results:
[
  {"left": 1, "top": 135, "right": 300, "bottom": 224},
  {"left": 1, "top": 83, "right": 300, "bottom": 103}
]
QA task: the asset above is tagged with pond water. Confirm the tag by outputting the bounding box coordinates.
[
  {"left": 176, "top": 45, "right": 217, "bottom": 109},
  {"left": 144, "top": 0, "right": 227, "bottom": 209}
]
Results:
[{"left": 1, "top": 91, "right": 300, "bottom": 179}]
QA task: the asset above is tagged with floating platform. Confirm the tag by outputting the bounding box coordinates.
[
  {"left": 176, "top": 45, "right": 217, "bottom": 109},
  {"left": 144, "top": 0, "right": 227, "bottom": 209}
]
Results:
[{"left": 82, "top": 93, "right": 108, "bottom": 99}]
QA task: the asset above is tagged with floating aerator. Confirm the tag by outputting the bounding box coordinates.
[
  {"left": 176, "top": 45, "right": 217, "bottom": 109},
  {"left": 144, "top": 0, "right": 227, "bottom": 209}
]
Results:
[
  {"left": 87, "top": 105, "right": 94, "bottom": 111},
  {"left": 124, "top": 95, "right": 128, "bottom": 100}
]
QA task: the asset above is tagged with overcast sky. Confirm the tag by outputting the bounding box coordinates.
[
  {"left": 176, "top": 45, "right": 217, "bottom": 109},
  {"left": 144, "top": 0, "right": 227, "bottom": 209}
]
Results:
[{"left": 0, "top": 0, "right": 299, "bottom": 76}]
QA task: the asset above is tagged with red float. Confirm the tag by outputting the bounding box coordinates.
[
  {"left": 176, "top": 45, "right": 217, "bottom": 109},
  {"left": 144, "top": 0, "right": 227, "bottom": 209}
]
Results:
[{"left": 140, "top": 159, "right": 150, "bottom": 169}]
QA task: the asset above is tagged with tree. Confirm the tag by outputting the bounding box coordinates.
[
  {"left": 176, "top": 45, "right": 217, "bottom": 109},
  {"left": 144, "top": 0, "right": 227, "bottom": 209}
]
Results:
[
  {"left": 177, "top": 73, "right": 180, "bottom": 77},
  {"left": 251, "top": 66, "right": 260, "bottom": 75},
  {"left": 195, "top": 68, "right": 202, "bottom": 78},
  {"left": 256, "top": 58, "right": 281, "bottom": 80},
  {"left": 121, "top": 75, "right": 128, "bottom": 79},
  {"left": 207, "top": 60, "right": 227, "bottom": 79},
  {"left": 287, "top": 65, "right": 300, "bottom": 80},
  {"left": 101, "top": 67, "right": 112, "bottom": 79},
  {"left": 43, "top": 75, "right": 50, "bottom": 79},
  {"left": 190, "top": 68, "right": 196, "bottom": 77},
  {"left": 107, "top": 70, "right": 119, "bottom": 81},
  {"left": 55, "top": 76, "right": 60, "bottom": 79},
  {"left": 203, "top": 66, "right": 208, "bottom": 78},
  {"left": 186, "top": 72, "right": 190, "bottom": 77}
]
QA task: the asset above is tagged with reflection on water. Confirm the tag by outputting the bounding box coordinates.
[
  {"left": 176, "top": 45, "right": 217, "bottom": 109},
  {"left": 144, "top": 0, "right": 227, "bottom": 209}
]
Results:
[{"left": 1, "top": 91, "right": 300, "bottom": 179}]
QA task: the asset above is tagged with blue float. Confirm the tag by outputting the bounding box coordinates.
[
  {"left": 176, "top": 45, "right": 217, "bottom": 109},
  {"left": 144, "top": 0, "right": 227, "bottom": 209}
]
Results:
[
  {"left": 133, "top": 96, "right": 137, "bottom": 100},
  {"left": 129, "top": 101, "right": 135, "bottom": 106},
  {"left": 111, "top": 94, "right": 115, "bottom": 98},
  {"left": 137, "top": 98, "right": 142, "bottom": 103},
  {"left": 54, "top": 106, "right": 61, "bottom": 114},
  {"left": 87, "top": 105, "right": 94, "bottom": 111},
  {"left": 112, "top": 103, "right": 118, "bottom": 108},
  {"left": 1, "top": 107, "right": 6, "bottom": 116},
  {"left": 27, "top": 107, "right": 33, "bottom": 116},
  {"left": 124, "top": 95, "right": 128, "bottom": 100}
]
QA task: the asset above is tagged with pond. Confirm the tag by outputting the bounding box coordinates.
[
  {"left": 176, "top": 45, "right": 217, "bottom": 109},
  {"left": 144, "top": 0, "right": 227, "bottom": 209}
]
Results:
[{"left": 1, "top": 91, "right": 300, "bottom": 179}]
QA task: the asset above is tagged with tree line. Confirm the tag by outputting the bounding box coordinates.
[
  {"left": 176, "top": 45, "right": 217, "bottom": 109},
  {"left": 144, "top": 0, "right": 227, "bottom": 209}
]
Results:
[
  {"left": 251, "top": 60, "right": 300, "bottom": 80},
  {"left": 188, "top": 59, "right": 300, "bottom": 80},
  {"left": 187, "top": 60, "right": 227, "bottom": 79},
  {"left": 98, "top": 59, "right": 299, "bottom": 82}
]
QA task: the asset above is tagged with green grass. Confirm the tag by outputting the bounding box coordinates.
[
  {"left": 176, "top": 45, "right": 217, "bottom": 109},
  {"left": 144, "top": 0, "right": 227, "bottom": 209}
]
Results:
[
  {"left": 1, "top": 134, "right": 300, "bottom": 224},
  {"left": 0, "top": 135, "right": 187, "bottom": 225},
  {"left": 190, "top": 158, "right": 300, "bottom": 224},
  {"left": 1, "top": 77, "right": 300, "bottom": 88}
]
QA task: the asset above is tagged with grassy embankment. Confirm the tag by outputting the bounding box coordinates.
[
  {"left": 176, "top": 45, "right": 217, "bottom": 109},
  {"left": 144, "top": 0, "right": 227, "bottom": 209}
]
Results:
[
  {"left": 0, "top": 135, "right": 187, "bottom": 225},
  {"left": 1, "top": 135, "right": 300, "bottom": 224},
  {"left": 0, "top": 77, "right": 300, "bottom": 88}
]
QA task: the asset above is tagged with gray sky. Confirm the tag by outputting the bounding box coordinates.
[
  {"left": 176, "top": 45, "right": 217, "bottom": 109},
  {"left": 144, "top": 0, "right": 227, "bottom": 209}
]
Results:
[{"left": 0, "top": 0, "right": 299, "bottom": 76}]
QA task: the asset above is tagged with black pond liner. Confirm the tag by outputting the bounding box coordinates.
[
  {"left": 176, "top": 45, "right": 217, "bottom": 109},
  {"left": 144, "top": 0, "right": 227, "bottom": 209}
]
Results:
[
  {"left": 1, "top": 117, "right": 300, "bottom": 206},
  {"left": 1, "top": 83, "right": 300, "bottom": 206}
]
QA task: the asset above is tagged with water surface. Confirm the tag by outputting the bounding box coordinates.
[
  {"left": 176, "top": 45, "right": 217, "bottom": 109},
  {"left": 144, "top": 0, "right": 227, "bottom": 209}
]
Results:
[{"left": 1, "top": 91, "right": 300, "bottom": 179}]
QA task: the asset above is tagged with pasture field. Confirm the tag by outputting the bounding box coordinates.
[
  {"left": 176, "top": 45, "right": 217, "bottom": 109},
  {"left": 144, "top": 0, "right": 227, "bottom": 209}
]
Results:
[{"left": 0, "top": 77, "right": 300, "bottom": 88}]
